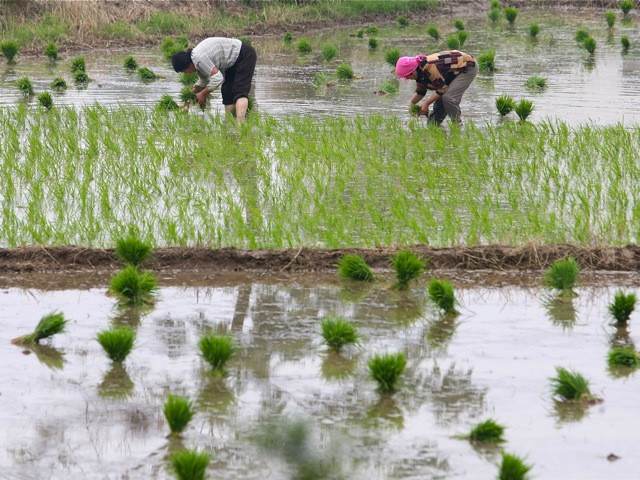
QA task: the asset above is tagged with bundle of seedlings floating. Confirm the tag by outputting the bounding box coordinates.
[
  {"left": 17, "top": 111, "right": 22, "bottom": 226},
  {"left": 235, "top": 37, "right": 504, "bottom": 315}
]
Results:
[
  {"left": 1, "top": 40, "right": 19, "bottom": 63},
  {"left": 368, "top": 37, "right": 379, "bottom": 49},
  {"left": 621, "top": 35, "right": 631, "bottom": 51},
  {"left": 296, "top": 38, "right": 312, "bottom": 54},
  {"left": 549, "top": 366, "right": 602, "bottom": 404},
  {"left": 157, "top": 94, "right": 180, "bottom": 112},
  {"left": 320, "top": 316, "right": 360, "bottom": 352},
  {"left": 426, "top": 25, "right": 440, "bottom": 40},
  {"left": 384, "top": 48, "right": 401, "bottom": 68},
  {"left": 529, "top": 23, "right": 540, "bottom": 38},
  {"left": 391, "top": 250, "right": 426, "bottom": 290},
  {"left": 368, "top": 352, "right": 406, "bottom": 394},
  {"left": 376, "top": 79, "right": 399, "bottom": 95},
  {"left": 607, "top": 346, "right": 640, "bottom": 369},
  {"left": 496, "top": 94, "right": 515, "bottom": 117},
  {"left": 44, "top": 41, "right": 58, "bottom": 61},
  {"left": 37, "top": 91, "right": 53, "bottom": 110},
  {"left": 123, "top": 55, "right": 138, "bottom": 70},
  {"left": 607, "top": 290, "right": 636, "bottom": 324},
  {"left": 337, "top": 253, "right": 374, "bottom": 281},
  {"left": 138, "top": 67, "right": 160, "bottom": 81},
  {"left": 515, "top": 99, "right": 534, "bottom": 121},
  {"left": 70, "top": 56, "right": 86, "bottom": 73},
  {"left": 164, "top": 394, "right": 194, "bottom": 436},
  {"left": 96, "top": 326, "right": 136, "bottom": 363},
  {"left": 458, "top": 30, "right": 468, "bottom": 47},
  {"left": 73, "top": 70, "right": 90, "bottom": 85},
  {"left": 543, "top": 257, "right": 580, "bottom": 297},
  {"left": 336, "top": 63, "right": 356, "bottom": 80},
  {"left": 170, "top": 449, "right": 211, "bottom": 480},
  {"left": 321, "top": 44, "right": 338, "bottom": 62},
  {"left": 524, "top": 76, "right": 546, "bottom": 89},
  {"left": 428, "top": 278, "right": 458, "bottom": 316},
  {"left": 109, "top": 265, "right": 159, "bottom": 306},
  {"left": 487, "top": 6, "right": 500, "bottom": 23},
  {"left": 454, "top": 18, "right": 465, "bottom": 30},
  {"left": 478, "top": 49, "right": 496, "bottom": 73},
  {"left": 51, "top": 76, "right": 68, "bottom": 91},
  {"left": 620, "top": 0, "right": 634, "bottom": 15},
  {"left": 574, "top": 28, "right": 590, "bottom": 43},
  {"left": 198, "top": 333, "right": 236, "bottom": 375},
  {"left": 504, "top": 6, "right": 518, "bottom": 26},
  {"left": 446, "top": 35, "right": 460, "bottom": 50},
  {"left": 605, "top": 10, "right": 616, "bottom": 28},
  {"left": 583, "top": 36, "right": 596, "bottom": 54},
  {"left": 16, "top": 77, "right": 34, "bottom": 96},
  {"left": 458, "top": 418, "right": 506, "bottom": 443},
  {"left": 12, "top": 311, "right": 68, "bottom": 346},
  {"left": 498, "top": 452, "right": 532, "bottom": 480}
]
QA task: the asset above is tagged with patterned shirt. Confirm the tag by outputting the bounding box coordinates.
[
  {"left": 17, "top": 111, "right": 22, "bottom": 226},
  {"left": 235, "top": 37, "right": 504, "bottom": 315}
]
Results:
[
  {"left": 192, "top": 37, "right": 242, "bottom": 88},
  {"left": 415, "top": 50, "right": 476, "bottom": 96}
]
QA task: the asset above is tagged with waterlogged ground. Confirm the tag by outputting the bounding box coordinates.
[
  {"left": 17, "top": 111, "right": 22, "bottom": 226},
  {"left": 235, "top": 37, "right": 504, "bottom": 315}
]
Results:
[
  {"left": 0, "top": 10, "right": 639, "bottom": 125},
  {"left": 2, "top": 272, "right": 640, "bottom": 479}
]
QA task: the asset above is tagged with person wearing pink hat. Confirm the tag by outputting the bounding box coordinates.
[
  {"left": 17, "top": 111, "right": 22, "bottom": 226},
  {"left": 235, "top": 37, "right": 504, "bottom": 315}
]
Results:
[{"left": 396, "top": 50, "right": 477, "bottom": 125}]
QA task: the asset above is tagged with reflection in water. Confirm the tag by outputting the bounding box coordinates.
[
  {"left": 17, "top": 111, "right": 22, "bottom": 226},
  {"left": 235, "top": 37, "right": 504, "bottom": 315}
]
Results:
[
  {"left": 25, "top": 344, "right": 66, "bottom": 370},
  {"left": 550, "top": 400, "right": 589, "bottom": 424},
  {"left": 609, "top": 323, "right": 634, "bottom": 349},
  {"left": 98, "top": 363, "right": 135, "bottom": 399},
  {"left": 425, "top": 314, "right": 462, "bottom": 352},
  {"left": 470, "top": 440, "right": 503, "bottom": 464},
  {"left": 197, "top": 375, "right": 236, "bottom": 413},
  {"left": 366, "top": 395, "right": 405, "bottom": 431},
  {"left": 111, "top": 305, "right": 152, "bottom": 329},
  {"left": 338, "top": 283, "right": 372, "bottom": 303},
  {"left": 388, "top": 294, "right": 427, "bottom": 326},
  {"left": 543, "top": 295, "right": 577, "bottom": 329},
  {"left": 320, "top": 351, "right": 358, "bottom": 381}
]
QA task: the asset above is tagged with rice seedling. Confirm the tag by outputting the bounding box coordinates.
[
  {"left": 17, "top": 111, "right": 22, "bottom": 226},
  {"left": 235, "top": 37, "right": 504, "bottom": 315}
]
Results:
[
  {"left": 51, "top": 77, "right": 67, "bottom": 91},
  {"left": 621, "top": 35, "right": 630, "bottom": 51},
  {"left": 296, "top": 38, "right": 312, "bottom": 54},
  {"left": 98, "top": 363, "right": 134, "bottom": 399},
  {"left": 478, "top": 49, "right": 496, "bottom": 73},
  {"left": 164, "top": 394, "right": 194, "bottom": 435},
  {"left": 368, "top": 352, "right": 406, "bottom": 394},
  {"left": 391, "top": 250, "right": 425, "bottom": 290},
  {"left": 529, "top": 23, "right": 540, "bottom": 38},
  {"left": 109, "top": 265, "right": 159, "bottom": 306},
  {"left": 157, "top": 94, "right": 179, "bottom": 112},
  {"left": 378, "top": 79, "right": 398, "bottom": 94},
  {"left": 96, "top": 326, "right": 136, "bottom": 363},
  {"left": 179, "top": 71, "right": 198, "bottom": 85},
  {"left": 607, "top": 290, "right": 636, "bottom": 324},
  {"left": 198, "top": 333, "right": 236, "bottom": 374},
  {"left": 454, "top": 18, "right": 465, "bottom": 30},
  {"left": 73, "top": 71, "right": 90, "bottom": 84},
  {"left": 397, "top": 16, "right": 409, "bottom": 28},
  {"left": 355, "top": 29, "right": 365, "bottom": 38},
  {"left": 524, "top": 76, "right": 547, "bottom": 89},
  {"left": 550, "top": 366, "right": 601, "bottom": 403},
  {"left": 487, "top": 7, "right": 501, "bottom": 23},
  {"left": 574, "top": 28, "right": 590, "bottom": 43},
  {"left": 37, "top": 91, "right": 53, "bottom": 110},
  {"left": 426, "top": 25, "right": 440, "bottom": 40},
  {"left": 458, "top": 30, "right": 468, "bottom": 46},
  {"left": 543, "top": 257, "right": 580, "bottom": 296},
  {"left": 490, "top": 0, "right": 502, "bottom": 8},
  {"left": 283, "top": 31, "right": 293, "bottom": 44},
  {"left": 583, "top": 36, "right": 596, "bottom": 54},
  {"left": 123, "top": 55, "right": 138, "bottom": 70},
  {"left": 180, "top": 87, "right": 197, "bottom": 104},
  {"left": 138, "top": 67, "right": 159, "bottom": 81},
  {"left": 320, "top": 316, "right": 360, "bottom": 352},
  {"left": 464, "top": 418, "right": 506, "bottom": 443},
  {"left": 428, "top": 278, "right": 458, "bottom": 315},
  {"left": 170, "top": 449, "right": 211, "bottom": 480},
  {"left": 336, "top": 63, "right": 355, "bottom": 80},
  {"left": 365, "top": 26, "right": 379, "bottom": 35},
  {"left": 409, "top": 103, "right": 421, "bottom": 116},
  {"left": 620, "top": 0, "right": 634, "bottom": 15},
  {"left": 70, "top": 56, "right": 86, "bottom": 73},
  {"left": 115, "top": 235, "right": 153, "bottom": 266},
  {"left": 161, "top": 36, "right": 188, "bottom": 59},
  {"left": 446, "top": 35, "right": 460, "bottom": 50},
  {"left": 1, "top": 40, "right": 19, "bottom": 63},
  {"left": 384, "top": 48, "right": 401, "bottom": 67},
  {"left": 608, "top": 347, "right": 640, "bottom": 368},
  {"left": 605, "top": 10, "right": 616, "bottom": 28},
  {"left": 498, "top": 452, "right": 533, "bottom": 480},
  {"left": 12, "top": 311, "right": 68, "bottom": 345},
  {"left": 16, "top": 77, "right": 34, "bottom": 96},
  {"left": 496, "top": 94, "right": 515, "bottom": 116},
  {"left": 44, "top": 41, "right": 58, "bottom": 61},
  {"left": 337, "top": 254, "right": 374, "bottom": 281},
  {"left": 514, "top": 98, "right": 534, "bottom": 122},
  {"left": 321, "top": 43, "right": 338, "bottom": 62},
  {"left": 368, "top": 37, "right": 378, "bottom": 49},
  {"left": 504, "top": 6, "right": 518, "bottom": 25},
  {"left": 313, "top": 72, "right": 329, "bottom": 88}
]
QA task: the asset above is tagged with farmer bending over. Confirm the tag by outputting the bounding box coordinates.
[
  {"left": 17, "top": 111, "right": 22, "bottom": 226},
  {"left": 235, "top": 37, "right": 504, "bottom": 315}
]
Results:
[
  {"left": 172, "top": 37, "right": 257, "bottom": 122},
  {"left": 396, "top": 50, "right": 477, "bottom": 125}
]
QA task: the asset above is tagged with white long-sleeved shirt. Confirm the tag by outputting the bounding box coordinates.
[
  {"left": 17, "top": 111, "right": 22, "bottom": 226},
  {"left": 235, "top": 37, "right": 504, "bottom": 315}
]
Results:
[{"left": 191, "top": 37, "right": 242, "bottom": 89}]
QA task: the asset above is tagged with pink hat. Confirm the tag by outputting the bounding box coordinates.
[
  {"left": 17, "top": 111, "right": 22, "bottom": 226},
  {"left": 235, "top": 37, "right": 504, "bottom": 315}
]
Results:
[{"left": 395, "top": 56, "right": 423, "bottom": 78}]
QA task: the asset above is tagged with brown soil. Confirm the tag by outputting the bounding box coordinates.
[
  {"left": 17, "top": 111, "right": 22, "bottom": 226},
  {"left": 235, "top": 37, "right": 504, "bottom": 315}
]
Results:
[{"left": 1, "top": 244, "right": 640, "bottom": 274}]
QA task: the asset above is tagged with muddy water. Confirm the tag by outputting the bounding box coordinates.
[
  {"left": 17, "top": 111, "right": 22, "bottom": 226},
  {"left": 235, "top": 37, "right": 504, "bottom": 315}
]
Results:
[
  {"left": 0, "top": 12, "right": 639, "bottom": 125},
  {"left": 2, "top": 271, "right": 640, "bottom": 479}
]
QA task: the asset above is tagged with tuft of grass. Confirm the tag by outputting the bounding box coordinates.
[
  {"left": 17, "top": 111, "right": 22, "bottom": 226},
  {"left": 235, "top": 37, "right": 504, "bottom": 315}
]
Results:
[
  {"left": 109, "top": 265, "right": 159, "bottom": 306},
  {"left": 608, "top": 347, "right": 640, "bottom": 368},
  {"left": 336, "top": 63, "right": 355, "bottom": 80},
  {"left": 543, "top": 257, "right": 580, "bottom": 295},
  {"left": 368, "top": 37, "right": 379, "bottom": 49},
  {"left": 487, "top": 7, "right": 501, "bottom": 23},
  {"left": 123, "top": 55, "right": 138, "bottom": 70},
  {"left": 498, "top": 452, "right": 533, "bottom": 480},
  {"left": 529, "top": 23, "right": 540, "bottom": 38},
  {"left": 138, "top": 67, "right": 159, "bottom": 80},
  {"left": 198, "top": 333, "right": 236, "bottom": 374},
  {"left": 296, "top": 38, "right": 312, "bottom": 54},
  {"left": 163, "top": 394, "right": 194, "bottom": 435},
  {"left": 607, "top": 290, "right": 636, "bottom": 324},
  {"left": 368, "top": 352, "right": 406, "bottom": 394},
  {"left": 605, "top": 10, "right": 616, "bottom": 28},
  {"left": 478, "top": 49, "right": 496, "bottom": 73},
  {"left": 170, "top": 449, "right": 211, "bottom": 480},
  {"left": 70, "top": 56, "right": 86, "bottom": 73},
  {"left": 621, "top": 35, "right": 630, "bottom": 51},
  {"left": 496, "top": 94, "right": 515, "bottom": 116},
  {"left": 397, "top": 16, "right": 409, "bottom": 28},
  {"left": 37, "top": 91, "right": 53, "bottom": 110},
  {"left": 467, "top": 418, "right": 506, "bottom": 443},
  {"left": 445, "top": 35, "right": 460, "bottom": 50},
  {"left": 583, "top": 36, "right": 596, "bottom": 54},
  {"left": 458, "top": 30, "right": 468, "bottom": 46},
  {"left": 524, "top": 76, "right": 547, "bottom": 89},
  {"left": 620, "top": 0, "right": 634, "bottom": 15},
  {"left": 384, "top": 48, "right": 401, "bottom": 67},
  {"left": 16, "top": 77, "right": 34, "bottom": 96},
  {"left": 504, "top": 6, "right": 518, "bottom": 25},
  {"left": 12, "top": 311, "right": 68, "bottom": 345},
  {"left": 321, "top": 43, "right": 338, "bottom": 62},
  {"left": 550, "top": 366, "right": 600, "bottom": 403},
  {"left": 454, "top": 18, "right": 465, "bottom": 30},
  {"left": 378, "top": 79, "right": 399, "bottom": 94},
  {"left": 515, "top": 98, "right": 534, "bottom": 122},
  {"left": 337, "top": 254, "right": 373, "bottom": 281},
  {"left": 426, "top": 25, "right": 440, "bottom": 40},
  {"left": 355, "top": 29, "right": 365, "bottom": 38},
  {"left": 365, "top": 25, "right": 379, "bottom": 35},
  {"left": 157, "top": 94, "right": 179, "bottom": 112},
  {"left": 428, "top": 278, "right": 458, "bottom": 315},
  {"left": 96, "top": 326, "right": 136, "bottom": 363},
  {"left": 284, "top": 31, "right": 293, "bottom": 44},
  {"left": 320, "top": 316, "right": 360, "bottom": 352},
  {"left": 44, "top": 41, "right": 58, "bottom": 61},
  {"left": 51, "top": 77, "right": 68, "bottom": 91},
  {"left": 1, "top": 40, "right": 19, "bottom": 63},
  {"left": 574, "top": 28, "right": 590, "bottom": 43},
  {"left": 391, "top": 250, "right": 425, "bottom": 290},
  {"left": 73, "top": 70, "right": 90, "bottom": 84}
]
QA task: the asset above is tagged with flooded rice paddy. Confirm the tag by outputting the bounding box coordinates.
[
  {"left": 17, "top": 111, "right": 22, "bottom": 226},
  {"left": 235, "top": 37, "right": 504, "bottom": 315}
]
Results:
[{"left": 2, "top": 272, "right": 640, "bottom": 479}]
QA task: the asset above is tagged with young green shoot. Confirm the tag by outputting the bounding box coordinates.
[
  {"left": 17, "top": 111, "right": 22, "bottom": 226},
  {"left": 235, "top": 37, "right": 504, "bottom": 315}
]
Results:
[
  {"left": 296, "top": 38, "right": 312, "bottom": 54},
  {"left": 284, "top": 31, "right": 293, "bottom": 44},
  {"left": 16, "top": 77, "right": 34, "bottom": 96},
  {"left": 336, "top": 63, "right": 355, "bottom": 80},
  {"left": 51, "top": 77, "right": 68, "bottom": 91},
  {"left": 574, "top": 28, "right": 590, "bottom": 43},
  {"left": 96, "top": 326, "right": 136, "bottom": 363},
  {"left": 378, "top": 80, "right": 399, "bottom": 94},
  {"left": 73, "top": 70, "right": 90, "bottom": 85},
  {"left": 504, "top": 6, "right": 518, "bottom": 25},
  {"left": 583, "top": 36, "right": 596, "bottom": 54},
  {"left": 498, "top": 452, "right": 533, "bottom": 480},
  {"left": 621, "top": 35, "right": 630, "bottom": 51},
  {"left": 157, "top": 94, "right": 179, "bottom": 112},
  {"left": 179, "top": 71, "right": 198, "bottom": 85},
  {"left": 458, "top": 30, "right": 468, "bottom": 46},
  {"left": 446, "top": 35, "right": 460, "bottom": 50},
  {"left": 70, "top": 56, "right": 86, "bottom": 73},
  {"left": 543, "top": 257, "right": 580, "bottom": 296},
  {"left": 123, "top": 55, "right": 138, "bottom": 70},
  {"left": 454, "top": 18, "right": 465, "bottom": 30},
  {"left": 44, "top": 41, "right": 58, "bottom": 61},
  {"left": 368, "top": 37, "right": 379, "bottom": 49},
  {"left": 607, "top": 290, "right": 636, "bottom": 324},
  {"left": 608, "top": 347, "right": 640, "bottom": 368},
  {"left": 1, "top": 40, "right": 19, "bottom": 63},
  {"left": 529, "top": 23, "right": 540, "bottom": 38},
  {"left": 170, "top": 449, "right": 211, "bottom": 480},
  {"left": 320, "top": 316, "right": 360, "bottom": 352},
  {"left": 487, "top": 7, "right": 500, "bottom": 23},
  {"left": 465, "top": 418, "right": 506, "bottom": 443},
  {"left": 397, "top": 16, "right": 409, "bottom": 28},
  {"left": 321, "top": 43, "right": 338, "bottom": 62},
  {"left": 37, "top": 91, "right": 53, "bottom": 110},
  {"left": 138, "top": 67, "right": 160, "bottom": 81},
  {"left": 426, "top": 25, "right": 440, "bottom": 41},
  {"left": 524, "top": 76, "right": 547, "bottom": 89},
  {"left": 428, "top": 278, "right": 458, "bottom": 315},
  {"left": 384, "top": 48, "right": 401, "bottom": 67},
  {"left": 496, "top": 94, "right": 515, "bottom": 116},
  {"left": 489, "top": 0, "right": 502, "bottom": 9},
  {"left": 198, "top": 333, "right": 236, "bottom": 374},
  {"left": 109, "top": 265, "right": 159, "bottom": 306},
  {"left": 391, "top": 250, "right": 425, "bottom": 290},
  {"left": 337, "top": 253, "right": 374, "bottom": 281},
  {"left": 605, "top": 11, "right": 616, "bottom": 28},
  {"left": 163, "top": 394, "right": 194, "bottom": 435},
  {"left": 515, "top": 98, "right": 534, "bottom": 122},
  {"left": 368, "top": 352, "right": 406, "bottom": 394},
  {"left": 620, "top": 0, "right": 634, "bottom": 15},
  {"left": 12, "top": 311, "right": 68, "bottom": 345},
  {"left": 365, "top": 26, "right": 379, "bottom": 35},
  {"left": 478, "top": 49, "right": 496, "bottom": 73},
  {"left": 550, "top": 366, "right": 601, "bottom": 404}
]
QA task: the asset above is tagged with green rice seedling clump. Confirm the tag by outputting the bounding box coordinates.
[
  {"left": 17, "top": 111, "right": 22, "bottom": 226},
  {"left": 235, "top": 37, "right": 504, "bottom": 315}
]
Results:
[
  {"left": 157, "top": 94, "right": 179, "bottom": 111},
  {"left": 313, "top": 72, "right": 328, "bottom": 88},
  {"left": 368, "top": 352, "right": 406, "bottom": 393},
  {"left": 12, "top": 311, "right": 68, "bottom": 345},
  {"left": 179, "top": 71, "right": 198, "bottom": 85},
  {"left": 515, "top": 98, "right": 534, "bottom": 122},
  {"left": 37, "top": 91, "right": 53, "bottom": 110},
  {"left": 73, "top": 71, "right": 90, "bottom": 84},
  {"left": 321, "top": 43, "right": 338, "bottom": 62},
  {"left": 426, "top": 25, "right": 440, "bottom": 40},
  {"left": 296, "top": 38, "right": 312, "bottom": 54},
  {"left": 161, "top": 37, "right": 187, "bottom": 59},
  {"left": 1, "top": 40, "right": 19, "bottom": 63},
  {"left": 138, "top": 67, "right": 159, "bottom": 80},
  {"left": 504, "top": 6, "right": 518, "bottom": 25},
  {"left": 96, "top": 326, "right": 136, "bottom": 363},
  {"left": 458, "top": 30, "right": 468, "bottom": 46},
  {"left": 123, "top": 55, "right": 138, "bottom": 70},
  {"left": 468, "top": 418, "right": 506, "bottom": 443},
  {"left": 384, "top": 48, "right": 401, "bottom": 67},
  {"left": 550, "top": 366, "right": 599, "bottom": 403},
  {"left": 496, "top": 94, "right": 515, "bottom": 116},
  {"left": 236, "top": 36, "right": 251, "bottom": 45},
  {"left": 16, "top": 77, "right": 34, "bottom": 96},
  {"left": 454, "top": 18, "right": 465, "bottom": 30},
  {"left": 409, "top": 103, "right": 421, "bottom": 116},
  {"left": 605, "top": 11, "right": 616, "bottom": 27},
  {"left": 368, "top": 37, "right": 379, "bottom": 49},
  {"left": 543, "top": 257, "right": 580, "bottom": 295},
  {"left": 283, "top": 31, "right": 293, "bottom": 44},
  {"left": 109, "top": 265, "right": 159, "bottom": 306},
  {"left": 163, "top": 394, "right": 194, "bottom": 435},
  {"left": 170, "top": 449, "right": 211, "bottom": 480},
  {"left": 391, "top": 250, "right": 425, "bottom": 290},
  {"left": 574, "top": 28, "right": 590, "bottom": 43},
  {"left": 365, "top": 25, "right": 379, "bottom": 35},
  {"left": 337, "top": 254, "right": 374, "bottom": 281},
  {"left": 199, "top": 333, "right": 236, "bottom": 373},
  {"left": 621, "top": 35, "right": 630, "bottom": 50},
  {"left": 478, "top": 49, "right": 496, "bottom": 73},
  {"left": 499, "top": 452, "right": 533, "bottom": 480},
  {"left": 525, "top": 76, "right": 546, "bottom": 89},
  {"left": 355, "top": 29, "right": 365, "bottom": 38},
  {"left": 446, "top": 35, "right": 460, "bottom": 50},
  {"left": 51, "top": 77, "right": 67, "bottom": 91},
  {"left": 70, "top": 56, "right": 86, "bottom": 73},
  {"left": 378, "top": 79, "right": 398, "bottom": 94},
  {"left": 336, "top": 63, "right": 355, "bottom": 80},
  {"left": 115, "top": 235, "right": 153, "bottom": 266},
  {"left": 490, "top": 0, "right": 502, "bottom": 9},
  {"left": 428, "top": 278, "right": 458, "bottom": 315},
  {"left": 607, "top": 290, "right": 636, "bottom": 324},
  {"left": 620, "top": 0, "right": 634, "bottom": 15},
  {"left": 44, "top": 41, "right": 58, "bottom": 61},
  {"left": 529, "top": 23, "right": 540, "bottom": 38},
  {"left": 397, "top": 16, "right": 409, "bottom": 28},
  {"left": 320, "top": 316, "right": 360, "bottom": 352},
  {"left": 487, "top": 7, "right": 501, "bottom": 23},
  {"left": 608, "top": 347, "right": 640, "bottom": 368},
  {"left": 583, "top": 36, "right": 596, "bottom": 54},
  {"left": 180, "top": 87, "right": 197, "bottom": 104}
]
